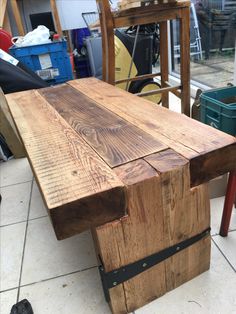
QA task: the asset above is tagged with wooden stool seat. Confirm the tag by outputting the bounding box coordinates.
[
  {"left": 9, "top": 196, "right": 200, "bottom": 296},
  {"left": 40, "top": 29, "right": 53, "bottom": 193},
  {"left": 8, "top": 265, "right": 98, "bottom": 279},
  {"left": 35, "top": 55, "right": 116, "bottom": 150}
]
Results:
[{"left": 96, "top": 0, "right": 191, "bottom": 115}]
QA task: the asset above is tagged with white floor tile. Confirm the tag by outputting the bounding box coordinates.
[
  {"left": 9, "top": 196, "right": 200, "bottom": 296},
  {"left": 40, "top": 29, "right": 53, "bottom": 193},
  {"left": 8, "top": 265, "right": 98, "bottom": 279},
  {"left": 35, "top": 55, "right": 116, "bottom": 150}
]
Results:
[
  {"left": 20, "top": 269, "right": 111, "bottom": 314},
  {"left": 0, "top": 289, "right": 18, "bottom": 314},
  {"left": 210, "top": 197, "right": 236, "bottom": 235},
  {"left": 135, "top": 242, "right": 236, "bottom": 314},
  {"left": 29, "top": 181, "right": 47, "bottom": 220},
  {"left": 0, "top": 158, "right": 33, "bottom": 187},
  {"left": 19, "top": 268, "right": 110, "bottom": 314},
  {"left": 0, "top": 222, "right": 26, "bottom": 291},
  {"left": 0, "top": 182, "right": 31, "bottom": 226},
  {"left": 21, "top": 217, "right": 97, "bottom": 286},
  {"left": 213, "top": 231, "right": 236, "bottom": 270}
]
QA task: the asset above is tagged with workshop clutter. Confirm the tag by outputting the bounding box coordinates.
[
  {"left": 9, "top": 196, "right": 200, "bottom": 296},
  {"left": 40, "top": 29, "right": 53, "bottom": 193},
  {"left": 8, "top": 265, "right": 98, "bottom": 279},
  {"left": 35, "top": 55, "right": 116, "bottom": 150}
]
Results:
[{"left": 9, "top": 26, "right": 73, "bottom": 84}]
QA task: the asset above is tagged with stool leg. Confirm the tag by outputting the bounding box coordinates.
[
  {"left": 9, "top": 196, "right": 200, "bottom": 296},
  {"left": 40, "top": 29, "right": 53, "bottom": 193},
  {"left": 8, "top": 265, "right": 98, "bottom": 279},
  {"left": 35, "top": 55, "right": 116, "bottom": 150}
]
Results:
[{"left": 219, "top": 172, "right": 236, "bottom": 237}]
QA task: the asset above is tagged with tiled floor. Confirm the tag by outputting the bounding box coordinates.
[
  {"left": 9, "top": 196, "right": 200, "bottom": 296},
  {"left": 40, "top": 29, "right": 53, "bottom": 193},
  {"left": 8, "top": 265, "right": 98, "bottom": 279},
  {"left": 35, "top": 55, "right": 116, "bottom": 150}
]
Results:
[{"left": 0, "top": 158, "right": 236, "bottom": 314}]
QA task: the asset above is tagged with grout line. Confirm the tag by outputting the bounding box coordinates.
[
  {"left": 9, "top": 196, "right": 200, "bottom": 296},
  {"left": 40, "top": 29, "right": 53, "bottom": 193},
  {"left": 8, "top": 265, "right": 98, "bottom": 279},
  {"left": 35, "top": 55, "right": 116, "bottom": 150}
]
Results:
[
  {"left": 16, "top": 180, "right": 34, "bottom": 302},
  {"left": 0, "top": 179, "right": 33, "bottom": 189},
  {"left": 0, "top": 215, "right": 48, "bottom": 229},
  {"left": 17, "top": 266, "right": 98, "bottom": 290},
  {"left": 0, "top": 286, "right": 18, "bottom": 294},
  {"left": 211, "top": 238, "right": 236, "bottom": 273},
  {"left": 211, "top": 227, "right": 236, "bottom": 238}
]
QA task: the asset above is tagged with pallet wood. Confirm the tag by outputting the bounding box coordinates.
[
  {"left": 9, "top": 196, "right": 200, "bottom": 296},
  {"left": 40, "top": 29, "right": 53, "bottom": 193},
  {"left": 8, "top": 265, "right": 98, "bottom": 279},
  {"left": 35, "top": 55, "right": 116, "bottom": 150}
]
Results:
[
  {"left": 6, "top": 89, "right": 125, "bottom": 240},
  {"left": 39, "top": 85, "right": 167, "bottom": 167},
  {"left": 69, "top": 78, "right": 236, "bottom": 185},
  {"left": 0, "top": 88, "right": 25, "bottom": 158}
]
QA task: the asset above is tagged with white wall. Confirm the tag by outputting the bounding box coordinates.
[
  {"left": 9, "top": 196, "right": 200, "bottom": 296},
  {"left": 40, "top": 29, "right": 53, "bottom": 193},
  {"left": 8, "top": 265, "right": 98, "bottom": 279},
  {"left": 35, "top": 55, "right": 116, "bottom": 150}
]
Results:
[{"left": 8, "top": 0, "right": 119, "bottom": 35}]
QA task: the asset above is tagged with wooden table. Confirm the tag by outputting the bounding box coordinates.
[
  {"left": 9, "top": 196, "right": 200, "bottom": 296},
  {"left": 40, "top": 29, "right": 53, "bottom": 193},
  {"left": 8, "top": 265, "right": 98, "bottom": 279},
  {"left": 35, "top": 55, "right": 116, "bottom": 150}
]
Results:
[{"left": 6, "top": 78, "right": 236, "bottom": 313}]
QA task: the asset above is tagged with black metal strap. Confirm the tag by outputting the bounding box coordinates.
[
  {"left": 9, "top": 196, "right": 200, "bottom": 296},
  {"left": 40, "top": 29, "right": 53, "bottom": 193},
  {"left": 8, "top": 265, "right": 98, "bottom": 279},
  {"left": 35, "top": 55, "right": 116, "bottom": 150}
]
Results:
[{"left": 99, "top": 227, "right": 210, "bottom": 302}]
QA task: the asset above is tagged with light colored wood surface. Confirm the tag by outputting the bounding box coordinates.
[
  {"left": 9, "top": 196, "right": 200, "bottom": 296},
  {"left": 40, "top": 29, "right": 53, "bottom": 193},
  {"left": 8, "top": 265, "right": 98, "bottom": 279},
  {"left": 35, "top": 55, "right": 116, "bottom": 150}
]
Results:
[
  {"left": 69, "top": 78, "right": 236, "bottom": 185},
  {"left": 10, "top": 0, "right": 24, "bottom": 35},
  {"left": 6, "top": 89, "right": 125, "bottom": 239},
  {"left": 50, "top": 0, "right": 63, "bottom": 37},
  {"left": 0, "top": 88, "right": 25, "bottom": 158},
  {"left": 0, "top": 0, "right": 7, "bottom": 28}
]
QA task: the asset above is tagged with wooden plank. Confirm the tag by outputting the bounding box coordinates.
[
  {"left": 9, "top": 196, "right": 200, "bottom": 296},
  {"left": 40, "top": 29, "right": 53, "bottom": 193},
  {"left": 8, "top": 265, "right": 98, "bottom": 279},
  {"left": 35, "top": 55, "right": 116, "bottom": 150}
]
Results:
[
  {"left": 6, "top": 90, "right": 126, "bottom": 240},
  {"left": 10, "top": 0, "right": 24, "bottom": 36},
  {"left": 0, "top": 0, "right": 7, "bottom": 28},
  {"left": 39, "top": 84, "right": 167, "bottom": 168},
  {"left": 145, "top": 149, "right": 210, "bottom": 292},
  {"left": 159, "top": 21, "right": 169, "bottom": 108},
  {"left": 69, "top": 78, "right": 236, "bottom": 185},
  {"left": 0, "top": 88, "right": 25, "bottom": 158},
  {"left": 50, "top": 0, "right": 63, "bottom": 37},
  {"left": 94, "top": 149, "right": 210, "bottom": 313},
  {"left": 180, "top": 6, "right": 190, "bottom": 116},
  {"left": 95, "top": 159, "right": 166, "bottom": 313}
]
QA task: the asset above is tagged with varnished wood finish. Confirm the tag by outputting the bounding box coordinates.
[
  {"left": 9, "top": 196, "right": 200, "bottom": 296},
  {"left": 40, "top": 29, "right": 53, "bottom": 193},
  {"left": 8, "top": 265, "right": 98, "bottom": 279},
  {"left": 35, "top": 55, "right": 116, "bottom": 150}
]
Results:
[
  {"left": 39, "top": 85, "right": 167, "bottom": 167},
  {"left": 6, "top": 89, "right": 126, "bottom": 240},
  {"left": 69, "top": 78, "right": 236, "bottom": 185},
  {"left": 6, "top": 79, "right": 236, "bottom": 313}
]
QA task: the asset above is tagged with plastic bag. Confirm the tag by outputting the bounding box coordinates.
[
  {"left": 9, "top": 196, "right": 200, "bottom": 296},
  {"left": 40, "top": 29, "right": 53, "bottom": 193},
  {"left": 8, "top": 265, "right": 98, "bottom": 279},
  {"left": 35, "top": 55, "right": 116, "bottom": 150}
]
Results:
[{"left": 12, "top": 25, "right": 51, "bottom": 47}]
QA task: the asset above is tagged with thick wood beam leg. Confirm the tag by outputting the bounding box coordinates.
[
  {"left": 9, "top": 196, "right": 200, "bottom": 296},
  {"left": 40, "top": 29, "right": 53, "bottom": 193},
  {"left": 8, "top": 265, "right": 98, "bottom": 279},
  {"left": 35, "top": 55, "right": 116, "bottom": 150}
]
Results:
[
  {"left": 94, "top": 149, "right": 210, "bottom": 314},
  {"left": 180, "top": 7, "right": 190, "bottom": 116},
  {"left": 159, "top": 21, "right": 169, "bottom": 108},
  {"left": 220, "top": 171, "right": 236, "bottom": 237}
]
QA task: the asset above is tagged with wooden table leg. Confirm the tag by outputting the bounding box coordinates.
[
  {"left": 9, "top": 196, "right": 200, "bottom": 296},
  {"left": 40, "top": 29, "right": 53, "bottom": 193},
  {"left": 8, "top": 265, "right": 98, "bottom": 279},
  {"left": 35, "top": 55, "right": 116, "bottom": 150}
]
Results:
[
  {"left": 94, "top": 150, "right": 210, "bottom": 313},
  {"left": 220, "top": 171, "right": 236, "bottom": 237},
  {"left": 160, "top": 21, "right": 169, "bottom": 108},
  {"left": 180, "top": 7, "right": 190, "bottom": 116}
]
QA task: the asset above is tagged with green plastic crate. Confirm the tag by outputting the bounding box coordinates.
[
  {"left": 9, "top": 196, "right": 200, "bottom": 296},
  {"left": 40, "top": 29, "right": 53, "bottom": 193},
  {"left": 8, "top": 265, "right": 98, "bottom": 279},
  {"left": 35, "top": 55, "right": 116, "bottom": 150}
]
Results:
[{"left": 200, "top": 86, "right": 236, "bottom": 136}]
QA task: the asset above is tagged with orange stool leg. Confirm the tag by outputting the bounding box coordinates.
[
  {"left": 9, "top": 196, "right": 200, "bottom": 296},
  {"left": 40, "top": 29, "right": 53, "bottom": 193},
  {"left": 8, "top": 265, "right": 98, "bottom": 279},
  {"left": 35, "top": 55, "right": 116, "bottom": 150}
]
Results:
[{"left": 219, "top": 171, "right": 236, "bottom": 237}]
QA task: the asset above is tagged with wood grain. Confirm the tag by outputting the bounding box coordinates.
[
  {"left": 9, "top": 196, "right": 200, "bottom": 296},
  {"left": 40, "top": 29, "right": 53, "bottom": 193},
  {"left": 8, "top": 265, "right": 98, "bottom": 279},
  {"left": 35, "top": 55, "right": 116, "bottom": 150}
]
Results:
[
  {"left": 6, "top": 90, "right": 126, "bottom": 240},
  {"left": 95, "top": 150, "right": 210, "bottom": 313},
  {"left": 69, "top": 78, "right": 236, "bottom": 184},
  {"left": 39, "top": 84, "right": 167, "bottom": 168},
  {"left": 0, "top": 0, "right": 7, "bottom": 28},
  {"left": 10, "top": 0, "right": 24, "bottom": 35}
]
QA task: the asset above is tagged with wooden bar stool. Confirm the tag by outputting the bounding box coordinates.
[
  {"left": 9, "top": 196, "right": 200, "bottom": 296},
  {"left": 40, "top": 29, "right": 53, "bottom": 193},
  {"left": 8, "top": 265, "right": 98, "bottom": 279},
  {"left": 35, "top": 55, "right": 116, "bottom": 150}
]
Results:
[
  {"left": 220, "top": 171, "right": 236, "bottom": 237},
  {"left": 96, "top": 0, "right": 191, "bottom": 116}
]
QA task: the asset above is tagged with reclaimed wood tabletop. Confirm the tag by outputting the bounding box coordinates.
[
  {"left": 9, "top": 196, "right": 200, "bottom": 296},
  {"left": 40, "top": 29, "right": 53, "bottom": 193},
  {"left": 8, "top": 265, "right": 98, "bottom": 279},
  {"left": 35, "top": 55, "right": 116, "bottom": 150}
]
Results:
[
  {"left": 6, "top": 78, "right": 236, "bottom": 313},
  {"left": 6, "top": 78, "right": 236, "bottom": 240}
]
